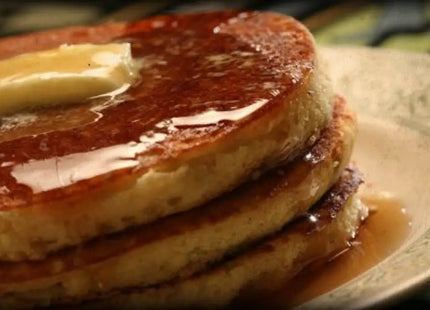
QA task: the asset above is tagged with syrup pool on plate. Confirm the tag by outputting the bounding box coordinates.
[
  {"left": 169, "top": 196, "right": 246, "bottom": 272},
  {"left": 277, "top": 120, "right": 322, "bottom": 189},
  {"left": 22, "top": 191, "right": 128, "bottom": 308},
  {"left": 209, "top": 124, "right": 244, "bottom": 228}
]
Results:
[{"left": 267, "top": 194, "right": 411, "bottom": 308}]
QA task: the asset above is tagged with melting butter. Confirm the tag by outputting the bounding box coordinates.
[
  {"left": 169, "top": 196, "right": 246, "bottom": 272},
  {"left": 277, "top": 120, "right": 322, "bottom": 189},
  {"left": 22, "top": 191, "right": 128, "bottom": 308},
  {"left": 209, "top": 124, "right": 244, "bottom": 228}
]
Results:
[{"left": 0, "top": 43, "right": 136, "bottom": 115}]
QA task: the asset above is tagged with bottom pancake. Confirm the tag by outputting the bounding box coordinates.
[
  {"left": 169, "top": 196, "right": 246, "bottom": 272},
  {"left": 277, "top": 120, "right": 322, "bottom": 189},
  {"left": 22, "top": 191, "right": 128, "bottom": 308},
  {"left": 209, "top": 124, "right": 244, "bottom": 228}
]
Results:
[
  {"left": 0, "top": 96, "right": 355, "bottom": 309},
  {"left": 88, "top": 166, "right": 367, "bottom": 309}
]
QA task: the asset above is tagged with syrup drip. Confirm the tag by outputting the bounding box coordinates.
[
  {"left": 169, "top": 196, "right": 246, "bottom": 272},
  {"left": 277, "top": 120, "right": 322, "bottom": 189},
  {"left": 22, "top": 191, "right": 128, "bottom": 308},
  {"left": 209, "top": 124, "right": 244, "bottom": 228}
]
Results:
[{"left": 268, "top": 195, "right": 411, "bottom": 308}]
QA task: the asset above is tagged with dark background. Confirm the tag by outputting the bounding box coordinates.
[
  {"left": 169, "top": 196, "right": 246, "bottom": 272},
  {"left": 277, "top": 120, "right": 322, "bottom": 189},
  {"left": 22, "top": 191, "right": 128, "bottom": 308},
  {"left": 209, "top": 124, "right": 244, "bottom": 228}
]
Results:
[{"left": 0, "top": 0, "right": 429, "bottom": 51}]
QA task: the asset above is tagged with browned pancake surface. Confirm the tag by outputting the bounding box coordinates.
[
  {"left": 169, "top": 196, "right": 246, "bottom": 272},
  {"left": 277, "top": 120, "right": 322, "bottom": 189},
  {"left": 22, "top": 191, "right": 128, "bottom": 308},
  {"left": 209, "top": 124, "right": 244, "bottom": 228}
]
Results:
[{"left": 0, "top": 11, "right": 315, "bottom": 210}]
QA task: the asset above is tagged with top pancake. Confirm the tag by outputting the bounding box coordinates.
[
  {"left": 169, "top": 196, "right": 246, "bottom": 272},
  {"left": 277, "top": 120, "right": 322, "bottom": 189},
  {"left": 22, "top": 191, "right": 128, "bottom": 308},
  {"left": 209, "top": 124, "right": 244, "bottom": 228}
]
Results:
[{"left": 0, "top": 11, "right": 333, "bottom": 260}]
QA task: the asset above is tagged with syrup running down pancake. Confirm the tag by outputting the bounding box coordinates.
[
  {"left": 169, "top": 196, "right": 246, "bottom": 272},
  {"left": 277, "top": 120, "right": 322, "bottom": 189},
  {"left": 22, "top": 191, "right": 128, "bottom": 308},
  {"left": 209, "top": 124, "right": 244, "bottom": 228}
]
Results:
[{"left": 0, "top": 11, "right": 333, "bottom": 261}]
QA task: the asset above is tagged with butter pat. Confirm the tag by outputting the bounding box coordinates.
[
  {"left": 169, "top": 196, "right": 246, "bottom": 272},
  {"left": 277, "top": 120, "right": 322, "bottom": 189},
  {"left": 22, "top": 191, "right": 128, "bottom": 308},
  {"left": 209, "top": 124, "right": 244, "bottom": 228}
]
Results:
[{"left": 0, "top": 43, "right": 136, "bottom": 115}]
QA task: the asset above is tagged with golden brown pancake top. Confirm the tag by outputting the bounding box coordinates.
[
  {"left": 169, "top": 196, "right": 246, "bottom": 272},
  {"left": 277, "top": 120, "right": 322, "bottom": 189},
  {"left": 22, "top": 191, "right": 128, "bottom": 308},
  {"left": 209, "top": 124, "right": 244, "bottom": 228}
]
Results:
[{"left": 0, "top": 11, "right": 315, "bottom": 210}]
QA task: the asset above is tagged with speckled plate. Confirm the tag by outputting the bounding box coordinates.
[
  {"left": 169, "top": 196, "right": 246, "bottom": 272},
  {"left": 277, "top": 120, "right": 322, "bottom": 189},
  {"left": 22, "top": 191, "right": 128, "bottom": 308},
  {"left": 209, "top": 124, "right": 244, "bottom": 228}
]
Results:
[{"left": 297, "top": 47, "right": 430, "bottom": 309}]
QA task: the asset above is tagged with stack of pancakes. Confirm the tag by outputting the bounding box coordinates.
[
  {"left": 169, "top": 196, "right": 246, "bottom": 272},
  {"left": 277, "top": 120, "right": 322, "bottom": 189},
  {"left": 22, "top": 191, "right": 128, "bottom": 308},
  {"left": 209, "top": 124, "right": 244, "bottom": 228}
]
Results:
[{"left": 0, "top": 11, "right": 368, "bottom": 309}]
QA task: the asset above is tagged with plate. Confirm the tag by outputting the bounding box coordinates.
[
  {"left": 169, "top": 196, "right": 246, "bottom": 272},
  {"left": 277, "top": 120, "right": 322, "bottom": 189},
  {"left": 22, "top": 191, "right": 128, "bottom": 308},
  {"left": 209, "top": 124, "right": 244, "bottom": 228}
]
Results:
[{"left": 298, "top": 47, "right": 430, "bottom": 309}]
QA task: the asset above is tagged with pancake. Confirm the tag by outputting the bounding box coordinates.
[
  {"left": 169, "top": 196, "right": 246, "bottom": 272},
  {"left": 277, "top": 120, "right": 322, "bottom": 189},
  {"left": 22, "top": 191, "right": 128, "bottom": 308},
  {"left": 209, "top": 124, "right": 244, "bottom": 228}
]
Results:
[
  {"left": 0, "top": 11, "right": 333, "bottom": 261},
  {"left": 0, "top": 95, "right": 352, "bottom": 309},
  {"left": 86, "top": 166, "right": 367, "bottom": 309}
]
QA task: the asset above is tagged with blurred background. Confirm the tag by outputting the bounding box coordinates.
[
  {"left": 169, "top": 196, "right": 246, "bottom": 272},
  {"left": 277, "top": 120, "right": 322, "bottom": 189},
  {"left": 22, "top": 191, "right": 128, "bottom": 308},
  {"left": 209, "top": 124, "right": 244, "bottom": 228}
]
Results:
[
  {"left": 0, "top": 0, "right": 429, "bottom": 52},
  {"left": 0, "top": 0, "right": 429, "bottom": 308}
]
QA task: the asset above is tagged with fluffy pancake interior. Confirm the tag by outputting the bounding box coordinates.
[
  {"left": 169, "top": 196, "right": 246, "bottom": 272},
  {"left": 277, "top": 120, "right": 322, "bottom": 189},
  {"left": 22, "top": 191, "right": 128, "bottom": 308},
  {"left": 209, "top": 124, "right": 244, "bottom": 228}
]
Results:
[{"left": 0, "top": 96, "right": 354, "bottom": 309}]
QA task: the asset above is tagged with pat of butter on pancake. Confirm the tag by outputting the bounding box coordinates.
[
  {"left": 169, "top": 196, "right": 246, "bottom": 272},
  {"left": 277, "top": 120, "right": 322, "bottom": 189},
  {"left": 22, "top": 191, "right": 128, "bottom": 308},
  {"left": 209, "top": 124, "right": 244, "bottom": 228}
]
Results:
[{"left": 0, "top": 43, "right": 136, "bottom": 115}]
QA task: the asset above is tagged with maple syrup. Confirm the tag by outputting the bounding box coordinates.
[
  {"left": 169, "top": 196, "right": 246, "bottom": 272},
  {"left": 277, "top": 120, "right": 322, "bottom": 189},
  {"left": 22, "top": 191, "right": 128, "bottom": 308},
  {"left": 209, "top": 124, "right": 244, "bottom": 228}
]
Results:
[
  {"left": 0, "top": 11, "right": 315, "bottom": 210},
  {"left": 269, "top": 195, "right": 411, "bottom": 308}
]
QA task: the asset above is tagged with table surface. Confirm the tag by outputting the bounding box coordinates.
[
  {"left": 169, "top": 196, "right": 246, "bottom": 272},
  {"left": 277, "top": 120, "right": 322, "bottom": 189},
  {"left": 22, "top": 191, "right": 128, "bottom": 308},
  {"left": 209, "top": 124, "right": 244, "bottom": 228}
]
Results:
[{"left": 1, "top": 0, "right": 429, "bottom": 308}]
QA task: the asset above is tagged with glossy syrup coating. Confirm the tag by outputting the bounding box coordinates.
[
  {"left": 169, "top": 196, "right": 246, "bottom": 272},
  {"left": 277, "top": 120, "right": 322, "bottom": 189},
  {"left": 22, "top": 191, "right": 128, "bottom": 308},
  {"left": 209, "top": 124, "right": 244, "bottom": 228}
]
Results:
[{"left": 0, "top": 11, "right": 315, "bottom": 210}]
